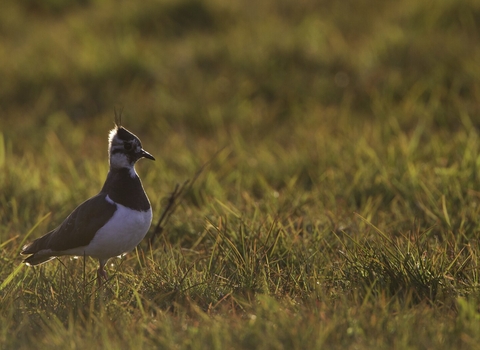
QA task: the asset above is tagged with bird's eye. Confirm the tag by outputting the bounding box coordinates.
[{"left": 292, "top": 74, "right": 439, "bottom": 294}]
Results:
[{"left": 124, "top": 143, "right": 132, "bottom": 150}]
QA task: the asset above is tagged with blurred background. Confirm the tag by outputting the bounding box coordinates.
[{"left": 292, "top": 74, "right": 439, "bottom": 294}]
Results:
[
  {"left": 1, "top": 0, "right": 480, "bottom": 236},
  {"left": 2, "top": 0, "right": 479, "bottom": 135}
]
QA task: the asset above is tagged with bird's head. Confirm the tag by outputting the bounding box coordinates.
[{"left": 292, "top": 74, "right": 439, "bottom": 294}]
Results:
[{"left": 108, "top": 125, "right": 155, "bottom": 170}]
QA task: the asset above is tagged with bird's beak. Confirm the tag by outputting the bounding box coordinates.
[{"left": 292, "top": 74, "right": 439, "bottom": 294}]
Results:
[{"left": 141, "top": 149, "right": 155, "bottom": 161}]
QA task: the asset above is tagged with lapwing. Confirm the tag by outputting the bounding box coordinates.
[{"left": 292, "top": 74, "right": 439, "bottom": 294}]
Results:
[{"left": 21, "top": 120, "right": 155, "bottom": 285}]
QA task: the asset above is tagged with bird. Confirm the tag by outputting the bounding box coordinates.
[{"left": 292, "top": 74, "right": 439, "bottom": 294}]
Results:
[{"left": 21, "top": 119, "right": 155, "bottom": 285}]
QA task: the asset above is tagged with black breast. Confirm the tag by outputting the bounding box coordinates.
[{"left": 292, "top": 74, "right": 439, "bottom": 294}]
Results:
[{"left": 101, "top": 168, "right": 151, "bottom": 211}]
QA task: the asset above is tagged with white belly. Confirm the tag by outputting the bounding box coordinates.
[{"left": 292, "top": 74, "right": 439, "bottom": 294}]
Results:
[{"left": 65, "top": 204, "right": 152, "bottom": 260}]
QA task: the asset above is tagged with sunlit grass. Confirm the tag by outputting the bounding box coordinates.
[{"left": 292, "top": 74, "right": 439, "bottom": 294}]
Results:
[{"left": 1, "top": 0, "right": 480, "bottom": 348}]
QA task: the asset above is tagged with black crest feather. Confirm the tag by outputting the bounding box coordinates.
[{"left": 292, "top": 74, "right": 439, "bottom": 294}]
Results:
[{"left": 114, "top": 106, "right": 123, "bottom": 128}]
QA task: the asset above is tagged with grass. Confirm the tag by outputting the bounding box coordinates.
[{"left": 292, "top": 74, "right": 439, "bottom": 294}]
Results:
[{"left": 1, "top": 0, "right": 480, "bottom": 348}]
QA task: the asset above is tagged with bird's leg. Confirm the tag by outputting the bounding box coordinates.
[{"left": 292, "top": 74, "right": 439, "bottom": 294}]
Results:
[{"left": 97, "top": 259, "right": 108, "bottom": 287}]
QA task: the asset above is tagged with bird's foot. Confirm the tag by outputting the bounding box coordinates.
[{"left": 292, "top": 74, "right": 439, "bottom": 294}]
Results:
[{"left": 97, "top": 267, "right": 108, "bottom": 287}]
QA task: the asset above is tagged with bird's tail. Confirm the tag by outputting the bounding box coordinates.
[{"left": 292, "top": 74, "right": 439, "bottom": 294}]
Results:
[
  {"left": 21, "top": 232, "right": 56, "bottom": 266},
  {"left": 23, "top": 254, "right": 56, "bottom": 266}
]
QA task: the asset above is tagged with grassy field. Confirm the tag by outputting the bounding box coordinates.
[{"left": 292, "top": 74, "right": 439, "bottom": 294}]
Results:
[{"left": 1, "top": 0, "right": 480, "bottom": 348}]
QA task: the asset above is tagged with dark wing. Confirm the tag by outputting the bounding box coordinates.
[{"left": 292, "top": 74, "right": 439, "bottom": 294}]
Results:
[{"left": 22, "top": 193, "right": 117, "bottom": 254}]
